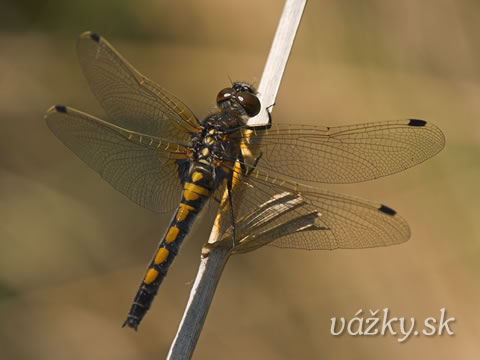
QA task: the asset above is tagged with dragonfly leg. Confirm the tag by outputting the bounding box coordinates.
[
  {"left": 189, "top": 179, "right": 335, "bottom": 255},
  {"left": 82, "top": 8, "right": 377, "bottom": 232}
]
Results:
[
  {"left": 246, "top": 104, "right": 273, "bottom": 130},
  {"left": 245, "top": 152, "right": 263, "bottom": 177},
  {"left": 265, "top": 103, "right": 274, "bottom": 128},
  {"left": 227, "top": 178, "right": 236, "bottom": 249}
]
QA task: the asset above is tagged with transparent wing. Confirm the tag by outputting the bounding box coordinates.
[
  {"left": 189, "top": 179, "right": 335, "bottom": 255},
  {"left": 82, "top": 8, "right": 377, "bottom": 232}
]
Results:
[
  {"left": 45, "top": 105, "right": 191, "bottom": 213},
  {"left": 77, "top": 31, "right": 202, "bottom": 144},
  {"left": 217, "top": 168, "right": 410, "bottom": 250},
  {"left": 233, "top": 119, "right": 445, "bottom": 184}
]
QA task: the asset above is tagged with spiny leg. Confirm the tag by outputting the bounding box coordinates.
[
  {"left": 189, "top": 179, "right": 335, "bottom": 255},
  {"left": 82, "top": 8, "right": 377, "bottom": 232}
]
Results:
[
  {"left": 246, "top": 103, "right": 273, "bottom": 131},
  {"left": 227, "top": 178, "right": 236, "bottom": 249},
  {"left": 245, "top": 152, "right": 263, "bottom": 177}
]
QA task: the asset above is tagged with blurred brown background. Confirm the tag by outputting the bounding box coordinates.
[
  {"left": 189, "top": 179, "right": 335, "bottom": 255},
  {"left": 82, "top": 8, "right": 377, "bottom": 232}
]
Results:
[{"left": 0, "top": 0, "right": 478, "bottom": 359}]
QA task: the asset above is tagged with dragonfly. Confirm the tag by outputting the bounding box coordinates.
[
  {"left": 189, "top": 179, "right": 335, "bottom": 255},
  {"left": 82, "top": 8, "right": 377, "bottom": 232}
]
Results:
[{"left": 45, "top": 31, "right": 445, "bottom": 330}]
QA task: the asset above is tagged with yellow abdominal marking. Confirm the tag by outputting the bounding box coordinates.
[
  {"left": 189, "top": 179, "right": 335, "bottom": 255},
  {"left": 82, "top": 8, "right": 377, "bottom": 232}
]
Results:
[
  {"left": 165, "top": 226, "right": 180, "bottom": 243},
  {"left": 154, "top": 248, "right": 169, "bottom": 265},
  {"left": 191, "top": 171, "right": 203, "bottom": 182},
  {"left": 176, "top": 203, "right": 196, "bottom": 222},
  {"left": 183, "top": 182, "right": 211, "bottom": 201},
  {"left": 144, "top": 268, "right": 159, "bottom": 285}
]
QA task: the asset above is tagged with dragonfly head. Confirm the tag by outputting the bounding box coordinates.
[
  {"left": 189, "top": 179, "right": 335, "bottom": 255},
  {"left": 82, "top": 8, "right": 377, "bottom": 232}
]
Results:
[{"left": 216, "top": 82, "right": 261, "bottom": 120}]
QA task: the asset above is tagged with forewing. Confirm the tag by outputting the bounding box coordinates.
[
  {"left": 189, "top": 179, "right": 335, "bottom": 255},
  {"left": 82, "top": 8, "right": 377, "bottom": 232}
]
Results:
[
  {"left": 76, "top": 31, "right": 201, "bottom": 143},
  {"left": 237, "top": 119, "right": 445, "bottom": 184},
  {"left": 45, "top": 105, "right": 189, "bottom": 213}
]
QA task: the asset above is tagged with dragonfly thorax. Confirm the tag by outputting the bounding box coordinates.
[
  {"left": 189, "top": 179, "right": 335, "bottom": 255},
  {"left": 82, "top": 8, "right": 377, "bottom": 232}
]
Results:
[{"left": 192, "top": 117, "right": 232, "bottom": 165}]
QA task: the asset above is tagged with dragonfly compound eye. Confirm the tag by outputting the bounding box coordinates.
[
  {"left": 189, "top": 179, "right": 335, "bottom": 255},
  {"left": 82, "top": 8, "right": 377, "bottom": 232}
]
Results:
[
  {"left": 216, "top": 87, "right": 234, "bottom": 106},
  {"left": 236, "top": 91, "right": 261, "bottom": 117}
]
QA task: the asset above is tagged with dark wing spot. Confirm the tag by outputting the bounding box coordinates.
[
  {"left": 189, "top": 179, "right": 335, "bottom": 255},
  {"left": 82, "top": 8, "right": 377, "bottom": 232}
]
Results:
[
  {"left": 408, "top": 119, "right": 427, "bottom": 127},
  {"left": 89, "top": 32, "right": 100, "bottom": 42},
  {"left": 55, "top": 105, "right": 67, "bottom": 113},
  {"left": 378, "top": 204, "right": 396, "bottom": 216}
]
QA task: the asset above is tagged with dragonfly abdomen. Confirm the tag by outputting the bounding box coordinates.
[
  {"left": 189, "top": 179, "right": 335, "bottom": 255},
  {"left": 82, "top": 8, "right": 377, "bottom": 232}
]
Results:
[{"left": 123, "top": 166, "right": 214, "bottom": 330}]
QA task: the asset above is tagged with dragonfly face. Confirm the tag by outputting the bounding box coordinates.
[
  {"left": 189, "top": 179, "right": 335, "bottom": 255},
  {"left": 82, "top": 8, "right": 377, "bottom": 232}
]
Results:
[
  {"left": 216, "top": 83, "right": 261, "bottom": 119},
  {"left": 45, "top": 31, "right": 445, "bottom": 330}
]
